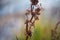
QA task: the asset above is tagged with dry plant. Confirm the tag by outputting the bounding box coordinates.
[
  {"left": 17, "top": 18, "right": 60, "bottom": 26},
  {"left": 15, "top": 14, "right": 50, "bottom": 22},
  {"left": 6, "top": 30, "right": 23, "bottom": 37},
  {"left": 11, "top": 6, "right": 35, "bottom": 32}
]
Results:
[
  {"left": 51, "top": 21, "right": 60, "bottom": 40},
  {"left": 25, "top": 0, "right": 42, "bottom": 40}
]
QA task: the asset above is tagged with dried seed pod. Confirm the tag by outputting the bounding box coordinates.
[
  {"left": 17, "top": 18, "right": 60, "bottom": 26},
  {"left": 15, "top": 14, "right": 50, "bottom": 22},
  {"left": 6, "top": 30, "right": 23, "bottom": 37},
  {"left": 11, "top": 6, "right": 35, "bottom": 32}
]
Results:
[
  {"left": 37, "top": 13, "right": 40, "bottom": 15},
  {"left": 35, "top": 16, "right": 39, "bottom": 20},
  {"left": 32, "top": 12, "right": 36, "bottom": 16},
  {"left": 35, "top": 8, "right": 41, "bottom": 15},
  {"left": 25, "top": 10, "right": 31, "bottom": 15},
  {"left": 35, "top": 12, "right": 40, "bottom": 15},
  {"left": 25, "top": 13, "right": 29, "bottom": 16},
  {"left": 31, "top": 22, "right": 34, "bottom": 26},
  {"left": 28, "top": 30, "right": 32, "bottom": 37},
  {"left": 35, "top": 8, "right": 41, "bottom": 12},
  {"left": 25, "top": 20, "right": 29, "bottom": 24},
  {"left": 30, "top": 0, "right": 38, "bottom": 5}
]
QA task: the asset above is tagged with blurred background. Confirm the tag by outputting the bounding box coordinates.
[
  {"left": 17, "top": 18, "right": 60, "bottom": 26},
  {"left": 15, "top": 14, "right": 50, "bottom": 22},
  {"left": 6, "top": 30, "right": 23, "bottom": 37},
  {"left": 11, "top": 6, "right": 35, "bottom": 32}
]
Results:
[{"left": 0, "top": 0, "right": 60, "bottom": 40}]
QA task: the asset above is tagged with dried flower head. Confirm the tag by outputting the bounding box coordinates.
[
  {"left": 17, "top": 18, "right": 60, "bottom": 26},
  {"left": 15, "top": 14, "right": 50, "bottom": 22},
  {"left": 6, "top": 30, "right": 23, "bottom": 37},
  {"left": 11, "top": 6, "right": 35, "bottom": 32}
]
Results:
[{"left": 30, "top": 0, "right": 38, "bottom": 5}]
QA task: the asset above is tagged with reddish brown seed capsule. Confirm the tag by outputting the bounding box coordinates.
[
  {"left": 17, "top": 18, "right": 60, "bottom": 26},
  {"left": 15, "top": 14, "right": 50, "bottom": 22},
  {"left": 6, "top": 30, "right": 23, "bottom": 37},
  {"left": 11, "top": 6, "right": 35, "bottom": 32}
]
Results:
[{"left": 35, "top": 8, "right": 41, "bottom": 15}]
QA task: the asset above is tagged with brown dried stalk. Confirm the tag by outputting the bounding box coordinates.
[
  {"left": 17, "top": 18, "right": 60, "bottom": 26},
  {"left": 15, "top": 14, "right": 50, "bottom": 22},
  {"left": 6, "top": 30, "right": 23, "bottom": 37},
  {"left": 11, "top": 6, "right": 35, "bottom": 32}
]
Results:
[
  {"left": 25, "top": 0, "right": 41, "bottom": 40},
  {"left": 55, "top": 21, "right": 60, "bottom": 30},
  {"left": 51, "top": 29, "right": 56, "bottom": 40},
  {"left": 57, "top": 32, "right": 60, "bottom": 40},
  {"left": 51, "top": 21, "right": 60, "bottom": 40},
  {"left": 16, "top": 36, "right": 18, "bottom": 40},
  {"left": 25, "top": 6, "right": 41, "bottom": 40}
]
